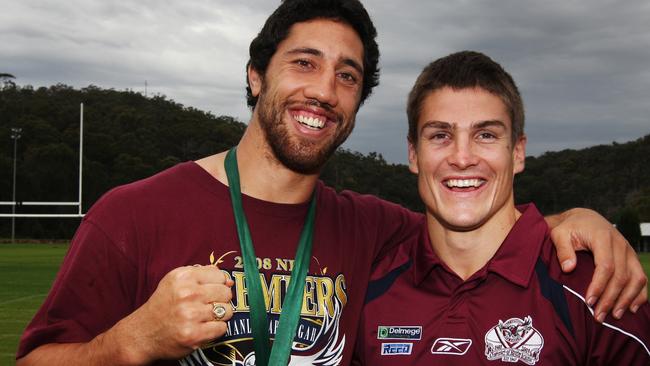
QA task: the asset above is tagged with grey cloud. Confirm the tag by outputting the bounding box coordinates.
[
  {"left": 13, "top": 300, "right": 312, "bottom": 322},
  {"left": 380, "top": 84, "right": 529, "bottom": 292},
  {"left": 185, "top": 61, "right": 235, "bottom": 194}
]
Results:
[
  {"left": 3, "top": 0, "right": 649, "bottom": 163},
  {"left": 346, "top": 0, "right": 650, "bottom": 162}
]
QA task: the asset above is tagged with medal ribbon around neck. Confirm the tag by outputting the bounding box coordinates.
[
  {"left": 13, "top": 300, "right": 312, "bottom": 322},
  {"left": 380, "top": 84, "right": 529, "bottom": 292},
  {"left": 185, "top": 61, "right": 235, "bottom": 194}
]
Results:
[{"left": 224, "top": 147, "right": 317, "bottom": 366}]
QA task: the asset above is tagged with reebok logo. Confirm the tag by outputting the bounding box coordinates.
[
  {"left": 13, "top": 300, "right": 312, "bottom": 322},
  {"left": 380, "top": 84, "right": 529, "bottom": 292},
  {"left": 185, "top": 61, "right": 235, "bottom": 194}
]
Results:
[
  {"left": 431, "top": 338, "right": 472, "bottom": 356},
  {"left": 377, "top": 326, "right": 422, "bottom": 340}
]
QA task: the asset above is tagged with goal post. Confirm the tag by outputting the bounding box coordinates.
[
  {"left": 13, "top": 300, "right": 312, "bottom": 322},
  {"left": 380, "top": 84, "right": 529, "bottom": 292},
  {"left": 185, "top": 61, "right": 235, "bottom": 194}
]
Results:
[{"left": 1, "top": 103, "right": 85, "bottom": 219}]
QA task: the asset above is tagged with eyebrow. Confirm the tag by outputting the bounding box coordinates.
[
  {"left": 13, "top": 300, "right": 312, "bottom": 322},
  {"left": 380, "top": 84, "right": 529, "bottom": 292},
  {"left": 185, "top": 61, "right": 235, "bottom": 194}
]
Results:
[
  {"left": 285, "top": 47, "right": 364, "bottom": 75},
  {"left": 474, "top": 120, "right": 507, "bottom": 130},
  {"left": 419, "top": 119, "right": 508, "bottom": 134},
  {"left": 419, "top": 120, "right": 452, "bottom": 134}
]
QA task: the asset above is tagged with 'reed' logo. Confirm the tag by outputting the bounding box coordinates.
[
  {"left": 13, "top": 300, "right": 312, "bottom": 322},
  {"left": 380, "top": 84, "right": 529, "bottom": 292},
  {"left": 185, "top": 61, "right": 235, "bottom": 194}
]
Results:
[{"left": 381, "top": 343, "right": 413, "bottom": 355}]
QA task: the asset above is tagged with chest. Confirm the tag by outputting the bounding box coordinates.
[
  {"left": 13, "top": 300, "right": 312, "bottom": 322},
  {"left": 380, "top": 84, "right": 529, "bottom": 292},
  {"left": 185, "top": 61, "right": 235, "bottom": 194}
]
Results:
[
  {"left": 131, "top": 201, "right": 377, "bottom": 365},
  {"left": 360, "top": 276, "right": 579, "bottom": 365}
]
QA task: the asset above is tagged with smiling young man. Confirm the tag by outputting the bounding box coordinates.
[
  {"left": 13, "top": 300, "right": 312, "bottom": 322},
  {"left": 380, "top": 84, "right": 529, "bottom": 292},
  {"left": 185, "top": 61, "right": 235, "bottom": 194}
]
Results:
[
  {"left": 16, "top": 1, "right": 648, "bottom": 365},
  {"left": 354, "top": 51, "right": 650, "bottom": 365}
]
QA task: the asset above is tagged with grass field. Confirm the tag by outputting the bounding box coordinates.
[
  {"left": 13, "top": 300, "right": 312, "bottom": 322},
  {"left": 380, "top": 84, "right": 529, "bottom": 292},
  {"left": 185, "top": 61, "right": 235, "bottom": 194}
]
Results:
[
  {"left": 0, "top": 245, "right": 648, "bottom": 364},
  {"left": 0, "top": 244, "right": 69, "bottom": 365},
  {"left": 641, "top": 252, "right": 650, "bottom": 286}
]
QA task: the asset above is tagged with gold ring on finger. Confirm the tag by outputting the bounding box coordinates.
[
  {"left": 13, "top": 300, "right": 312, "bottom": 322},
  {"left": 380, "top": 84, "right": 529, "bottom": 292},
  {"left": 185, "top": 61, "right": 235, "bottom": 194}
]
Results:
[{"left": 212, "top": 303, "right": 227, "bottom": 321}]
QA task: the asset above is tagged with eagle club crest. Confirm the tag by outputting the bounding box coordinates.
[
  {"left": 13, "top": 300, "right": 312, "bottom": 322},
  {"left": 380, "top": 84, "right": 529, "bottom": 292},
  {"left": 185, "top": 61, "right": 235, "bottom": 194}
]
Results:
[{"left": 484, "top": 316, "right": 544, "bottom": 365}]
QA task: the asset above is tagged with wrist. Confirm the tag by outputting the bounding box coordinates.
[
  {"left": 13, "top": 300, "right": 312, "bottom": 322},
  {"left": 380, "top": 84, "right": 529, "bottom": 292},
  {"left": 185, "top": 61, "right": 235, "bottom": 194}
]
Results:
[
  {"left": 544, "top": 212, "right": 563, "bottom": 229},
  {"left": 100, "top": 314, "right": 152, "bottom": 366},
  {"left": 546, "top": 207, "right": 589, "bottom": 229}
]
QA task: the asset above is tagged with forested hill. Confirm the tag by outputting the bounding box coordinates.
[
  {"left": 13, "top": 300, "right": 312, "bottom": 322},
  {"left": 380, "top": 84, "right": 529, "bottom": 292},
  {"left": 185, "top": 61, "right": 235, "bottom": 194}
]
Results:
[
  {"left": 515, "top": 135, "right": 650, "bottom": 222},
  {"left": 0, "top": 84, "right": 648, "bottom": 239}
]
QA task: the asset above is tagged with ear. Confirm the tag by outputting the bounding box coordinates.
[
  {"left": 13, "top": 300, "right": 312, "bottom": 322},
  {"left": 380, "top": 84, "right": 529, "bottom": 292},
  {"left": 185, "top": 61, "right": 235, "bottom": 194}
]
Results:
[
  {"left": 513, "top": 134, "right": 527, "bottom": 174},
  {"left": 247, "top": 64, "right": 262, "bottom": 98},
  {"left": 408, "top": 140, "right": 419, "bottom": 174}
]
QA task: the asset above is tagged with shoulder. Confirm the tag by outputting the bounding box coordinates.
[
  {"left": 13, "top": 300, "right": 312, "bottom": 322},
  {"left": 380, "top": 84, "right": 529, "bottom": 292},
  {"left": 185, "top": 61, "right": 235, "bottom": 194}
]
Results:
[
  {"left": 99, "top": 162, "right": 200, "bottom": 200},
  {"left": 371, "top": 234, "right": 415, "bottom": 277},
  {"left": 535, "top": 238, "right": 650, "bottom": 363},
  {"left": 538, "top": 237, "right": 595, "bottom": 296},
  {"left": 365, "top": 233, "right": 415, "bottom": 304},
  {"left": 86, "top": 162, "right": 204, "bottom": 217},
  {"left": 82, "top": 162, "right": 213, "bottom": 244},
  {"left": 317, "top": 182, "right": 421, "bottom": 222}
]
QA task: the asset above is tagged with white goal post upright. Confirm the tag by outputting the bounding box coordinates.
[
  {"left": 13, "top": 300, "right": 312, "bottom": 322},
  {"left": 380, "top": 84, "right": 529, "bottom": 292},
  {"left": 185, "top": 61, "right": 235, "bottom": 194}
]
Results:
[
  {"left": 78, "top": 102, "right": 83, "bottom": 216},
  {"left": 1, "top": 103, "right": 85, "bottom": 219}
]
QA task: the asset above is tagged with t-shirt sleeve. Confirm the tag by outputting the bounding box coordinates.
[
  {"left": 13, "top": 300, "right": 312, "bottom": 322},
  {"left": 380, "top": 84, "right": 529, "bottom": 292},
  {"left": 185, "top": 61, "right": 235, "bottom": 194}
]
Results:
[
  {"left": 16, "top": 216, "right": 138, "bottom": 359},
  {"left": 562, "top": 253, "right": 650, "bottom": 365},
  {"left": 360, "top": 194, "right": 423, "bottom": 262}
]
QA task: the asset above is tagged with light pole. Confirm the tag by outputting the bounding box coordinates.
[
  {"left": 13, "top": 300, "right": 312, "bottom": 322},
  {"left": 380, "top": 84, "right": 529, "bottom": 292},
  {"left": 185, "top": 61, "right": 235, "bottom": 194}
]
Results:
[{"left": 10, "top": 127, "right": 22, "bottom": 243}]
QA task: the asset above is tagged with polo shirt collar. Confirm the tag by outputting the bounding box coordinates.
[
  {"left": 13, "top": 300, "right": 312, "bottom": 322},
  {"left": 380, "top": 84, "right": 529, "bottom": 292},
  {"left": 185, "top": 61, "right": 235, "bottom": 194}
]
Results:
[
  {"left": 412, "top": 203, "right": 549, "bottom": 288},
  {"left": 487, "top": 203, "right": 548, "bottom": 287},
  {"left": 412, "top": 223, "right": 443, "bottom": 286}
]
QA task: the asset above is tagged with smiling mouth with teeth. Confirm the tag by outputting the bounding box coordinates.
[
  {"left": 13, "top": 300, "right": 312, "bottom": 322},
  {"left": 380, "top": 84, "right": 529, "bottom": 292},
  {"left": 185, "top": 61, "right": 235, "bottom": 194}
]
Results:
[
  {"left": 295, "top": 114, "right": 326, "bottom": 130},
  {"left": 444, "top": 179, "right": 486, "bottom": 189}
]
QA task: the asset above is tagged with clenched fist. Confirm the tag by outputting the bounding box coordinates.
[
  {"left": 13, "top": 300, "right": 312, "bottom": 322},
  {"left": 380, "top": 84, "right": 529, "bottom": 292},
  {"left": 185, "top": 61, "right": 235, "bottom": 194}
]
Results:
[{"left": 117, "top": 265, "right": 234, "bottom": 363}]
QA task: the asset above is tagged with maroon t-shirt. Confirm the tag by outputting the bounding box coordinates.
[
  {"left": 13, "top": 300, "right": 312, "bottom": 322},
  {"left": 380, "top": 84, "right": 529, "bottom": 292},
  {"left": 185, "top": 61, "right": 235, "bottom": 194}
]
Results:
[
  {"left": 17, "top": 162, "right": 422, "bottom": 365},
  {"left": 354, "top": 204, "right": 650, "bottom": 365}
]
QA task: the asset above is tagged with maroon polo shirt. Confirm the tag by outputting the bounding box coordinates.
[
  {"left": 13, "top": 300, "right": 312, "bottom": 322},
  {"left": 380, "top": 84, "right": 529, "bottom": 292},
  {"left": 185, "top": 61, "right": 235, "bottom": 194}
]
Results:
[{"left": 354, "top": 204, "right": 650, "bottom": 365}]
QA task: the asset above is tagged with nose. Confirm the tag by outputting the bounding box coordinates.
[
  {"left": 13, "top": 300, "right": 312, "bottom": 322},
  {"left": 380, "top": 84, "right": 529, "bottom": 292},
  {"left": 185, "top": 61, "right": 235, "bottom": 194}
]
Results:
[
  {"left": 303, "top": 69, "right": 339, "bottom": 108},
  {"left": 448, "top": 136, "right": 479, "bottom": 169}
]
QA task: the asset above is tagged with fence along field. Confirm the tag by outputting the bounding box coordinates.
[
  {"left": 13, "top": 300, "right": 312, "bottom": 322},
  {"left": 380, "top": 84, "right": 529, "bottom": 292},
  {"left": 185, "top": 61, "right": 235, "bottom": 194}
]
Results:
[{"left": 0, "top": 243, "right": 649, "bottom": 364}]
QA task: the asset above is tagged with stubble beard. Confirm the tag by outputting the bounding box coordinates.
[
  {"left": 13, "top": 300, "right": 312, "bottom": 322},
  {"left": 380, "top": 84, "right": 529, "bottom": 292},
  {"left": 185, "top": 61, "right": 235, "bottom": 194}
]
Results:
[{"left": 256, "top": 83, "right": 355, "bottom": 175}]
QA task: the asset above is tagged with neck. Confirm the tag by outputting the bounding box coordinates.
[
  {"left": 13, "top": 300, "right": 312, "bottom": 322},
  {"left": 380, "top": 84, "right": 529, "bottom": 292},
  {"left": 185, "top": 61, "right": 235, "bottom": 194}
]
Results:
[
  {"left": 196, "top": 117, "right": 319, "bottom": 204},
  {"left": 427, "top": 199, "right": 520, "bottom": 281}
]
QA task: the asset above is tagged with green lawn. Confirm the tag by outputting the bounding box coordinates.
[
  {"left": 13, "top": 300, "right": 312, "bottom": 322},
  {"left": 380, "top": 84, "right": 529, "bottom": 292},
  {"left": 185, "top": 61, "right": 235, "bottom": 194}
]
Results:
[
  {"left": 641, "top": 252, "right": 650, "bottom": 286},
  {"left": 0, "top": 245, "right": 648, "bottom": 365},
  {"left": 0, "top": 244, "right": 68, "bottom": 365}
]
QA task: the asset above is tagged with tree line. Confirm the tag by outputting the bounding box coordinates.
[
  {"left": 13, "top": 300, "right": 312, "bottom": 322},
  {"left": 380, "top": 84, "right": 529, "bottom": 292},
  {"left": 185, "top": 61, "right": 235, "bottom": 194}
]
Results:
[{"left": 1, "top": 83, "right": 648, "bottom": 245}]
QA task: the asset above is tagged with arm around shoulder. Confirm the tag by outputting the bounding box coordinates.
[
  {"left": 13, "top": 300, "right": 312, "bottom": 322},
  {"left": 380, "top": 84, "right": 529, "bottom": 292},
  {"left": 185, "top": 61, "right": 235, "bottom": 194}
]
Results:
[{"left": 545, "top": 207, "right": 648, "bottom": 319}]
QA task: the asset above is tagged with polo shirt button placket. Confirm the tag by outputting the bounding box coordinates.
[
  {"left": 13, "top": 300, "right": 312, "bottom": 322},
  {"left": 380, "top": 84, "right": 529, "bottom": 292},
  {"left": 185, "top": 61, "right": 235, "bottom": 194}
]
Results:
[
  {"left": 446, "top": 283, "right": 470, "bottom": 324},
  {"left": 446, "top": 277, "right": 484, "bottom": 332}
]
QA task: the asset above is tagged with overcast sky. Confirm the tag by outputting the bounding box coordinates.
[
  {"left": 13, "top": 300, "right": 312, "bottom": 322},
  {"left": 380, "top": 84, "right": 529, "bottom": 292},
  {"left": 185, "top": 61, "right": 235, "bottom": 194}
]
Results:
[{"left": 3, "top": 0, "right": 649, "bottom": 164}]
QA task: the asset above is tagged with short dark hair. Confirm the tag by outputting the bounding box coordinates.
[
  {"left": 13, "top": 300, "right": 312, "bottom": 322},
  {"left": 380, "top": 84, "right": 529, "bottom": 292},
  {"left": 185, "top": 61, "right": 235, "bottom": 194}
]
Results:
[
  {"left": 246, "top": 0, "right": 379, "bottom": 108},
  {"left": 407, "top": 51, "right": 524, "bottom": 145}
]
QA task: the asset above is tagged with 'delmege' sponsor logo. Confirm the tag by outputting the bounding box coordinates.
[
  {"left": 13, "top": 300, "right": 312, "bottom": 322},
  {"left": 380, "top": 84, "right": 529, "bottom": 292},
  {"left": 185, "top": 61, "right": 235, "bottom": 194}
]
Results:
[
  {"left": 377, "top": 326, "right": 422, "bottom": 340},
  {"left": 381, "top": 343, "right": 413, "bottom": 355},
  {"left": 484, "top": 316, "right": 544, "bottom": 365},
  {"left": 431, "top": 338, "right": 472, "bottom": 355}
]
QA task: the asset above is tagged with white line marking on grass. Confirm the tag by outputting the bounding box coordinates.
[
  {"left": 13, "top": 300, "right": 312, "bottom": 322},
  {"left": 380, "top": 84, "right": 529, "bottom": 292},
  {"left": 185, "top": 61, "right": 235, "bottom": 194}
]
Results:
[
  {"left": 0, "top": 320, "right": 30, "bottom": 323},
  {"left": 0, "top": 294, "right": 46, "bottom": 306}
]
